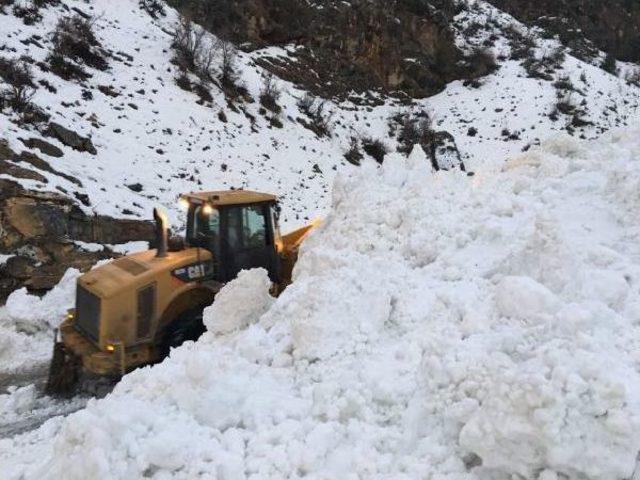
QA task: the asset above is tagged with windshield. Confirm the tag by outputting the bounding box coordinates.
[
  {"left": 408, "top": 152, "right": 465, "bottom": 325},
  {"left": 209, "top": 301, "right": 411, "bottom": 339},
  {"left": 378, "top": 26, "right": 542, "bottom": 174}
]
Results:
[{"left": 188, "top": 205, "right": 220, "bottom": 251}]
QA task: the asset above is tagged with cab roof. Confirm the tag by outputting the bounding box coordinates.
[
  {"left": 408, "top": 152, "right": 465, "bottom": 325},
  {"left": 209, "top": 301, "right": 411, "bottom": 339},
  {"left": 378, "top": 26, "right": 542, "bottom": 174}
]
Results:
[{"left": 181, "top": 190, "right": 277, "bottom": 206}]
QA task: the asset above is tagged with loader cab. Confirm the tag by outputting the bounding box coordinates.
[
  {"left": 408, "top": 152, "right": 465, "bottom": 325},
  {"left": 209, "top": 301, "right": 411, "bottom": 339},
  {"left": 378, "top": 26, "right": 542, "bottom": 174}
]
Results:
[{"left": 183, "top": 191, "right": 281, "bottom": 283}]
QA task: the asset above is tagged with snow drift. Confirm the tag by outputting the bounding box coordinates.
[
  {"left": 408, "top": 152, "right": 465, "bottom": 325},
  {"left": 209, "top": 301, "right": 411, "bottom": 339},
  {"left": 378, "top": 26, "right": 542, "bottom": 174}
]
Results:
[
  {"left": 0, "top": 268, "right": 81, "bottom": 375},
  {"left": 2, "top": 130, "right": 640, "bottom": 479}
]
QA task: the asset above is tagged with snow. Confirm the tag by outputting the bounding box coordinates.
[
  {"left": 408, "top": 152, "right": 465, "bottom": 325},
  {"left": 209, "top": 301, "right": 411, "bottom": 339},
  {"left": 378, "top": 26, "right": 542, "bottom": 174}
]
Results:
[
  {"left": 0, "top": 268, "right": 79, "bottom": 375},
  {"left": 109, "top": 240, "right": 149, "bottom": 255},
  {"left": 203, "top": 268, "right": 275, "bottom": 335},
  {"left": 2, "top": 128, "right": 640, "bottom": 479},
  {"left": 73, "top": 240, "right": 148, "bottom": 254},
  {"left": 495, "top": 276, "right": 560, "bottom": 320},
  {"left": 5, "top": 268, "right": 79, "bottom": 332}
]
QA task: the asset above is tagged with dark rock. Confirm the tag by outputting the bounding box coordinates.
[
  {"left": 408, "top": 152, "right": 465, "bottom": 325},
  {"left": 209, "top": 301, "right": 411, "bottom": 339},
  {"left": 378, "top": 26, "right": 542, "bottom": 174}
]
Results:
[
  {"left": 4, "top": 256, "right": 36, "bottom": 280},
  {"left": 0, "top": 145, "right": 155, "bottom": 302},
  {"left": 177, "top": 0, "right": 465, "bottom": 100},
  {"left": 486, "top": 0, "right": 640, "bottom": 64},
  {"left": 74, "top": 191, "right": 91, "bottom": 206},
  {"left": 98, "top": 84, "right": 120, "bottom": 97},
  {"left": 17, "top": 150, "right": 82, "bottom": 186},
  {"left": 45, "top": 122, "right": 97, "bottom": 155},
  {"left": 19, "top": 137, "right": 64, "bottom": 158},
  {"left": 127, "top": 183, "right": 144, "bottom": 192},
  {"left": 0, "top": 159, "right": 48, "bottom": 183}
]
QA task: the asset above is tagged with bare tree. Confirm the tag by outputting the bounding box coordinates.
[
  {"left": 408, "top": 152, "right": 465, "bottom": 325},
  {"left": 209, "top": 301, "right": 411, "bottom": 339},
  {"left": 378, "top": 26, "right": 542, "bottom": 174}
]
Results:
[
  {"left": 297, "top": 93, "right": 334, "bottom": 137},
  {"left": 218, "top": 39, "right": 238, "bottom": 88},
  {"left": 172, "top": 15, "right": 222, "bottom": 82},
  {"left": 260, "top": 73, "right": 281, "bottom": 112},
  {"left": 0, "top": 57, "right": 36, "bottom": 112}
]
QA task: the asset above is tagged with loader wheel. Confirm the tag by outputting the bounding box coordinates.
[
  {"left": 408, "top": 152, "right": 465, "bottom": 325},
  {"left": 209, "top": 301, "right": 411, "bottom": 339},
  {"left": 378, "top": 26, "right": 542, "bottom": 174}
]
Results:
[{"left": 159, "top": 307, "right": 206, "bottom": 357}]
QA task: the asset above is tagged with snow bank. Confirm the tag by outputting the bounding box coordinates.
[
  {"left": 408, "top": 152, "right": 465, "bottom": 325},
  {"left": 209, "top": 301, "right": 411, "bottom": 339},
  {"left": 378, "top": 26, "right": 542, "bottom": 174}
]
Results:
[
  {"left": 0, "top": 268, "right": 80, "bottom": 375},
  {"left": 3, "top": 130, "right": 640, "bottom": 479},
  {"left": 5, "top": 268, "right": 79, "bottom": 332},
  {"left": 203, "top": 268, "right": 275, "bottom": 335}
]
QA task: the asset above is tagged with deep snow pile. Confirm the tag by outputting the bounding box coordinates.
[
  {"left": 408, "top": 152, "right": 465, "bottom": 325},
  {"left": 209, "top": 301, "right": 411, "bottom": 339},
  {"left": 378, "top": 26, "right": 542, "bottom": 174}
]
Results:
[
  {"left": 3, "top": 129, "right": 640, "bottom": 479},
  {"left": 0, "top": 268, "right": 81, "bottom": 375}
]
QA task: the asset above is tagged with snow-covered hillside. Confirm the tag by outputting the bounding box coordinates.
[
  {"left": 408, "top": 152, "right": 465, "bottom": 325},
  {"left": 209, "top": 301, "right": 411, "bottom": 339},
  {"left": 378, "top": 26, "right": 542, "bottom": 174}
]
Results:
[
  {"left": 1, "top": 0, "right": 638, "bottom": 229},
  {"left": 2, "top": 129, "right": 640, "bottom": 479}
]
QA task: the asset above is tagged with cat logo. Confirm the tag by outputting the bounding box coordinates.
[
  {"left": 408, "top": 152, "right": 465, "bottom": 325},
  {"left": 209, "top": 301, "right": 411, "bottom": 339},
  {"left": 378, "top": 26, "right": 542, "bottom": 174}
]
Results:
[{"left": 172, "top": 261, "right": 215, "bottom": 282}]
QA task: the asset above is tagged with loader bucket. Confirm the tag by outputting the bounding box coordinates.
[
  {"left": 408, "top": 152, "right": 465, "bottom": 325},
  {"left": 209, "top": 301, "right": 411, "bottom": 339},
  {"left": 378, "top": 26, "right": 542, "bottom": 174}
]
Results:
[{"left": 45, "top": 335, "right": 80, "bottom": 397}]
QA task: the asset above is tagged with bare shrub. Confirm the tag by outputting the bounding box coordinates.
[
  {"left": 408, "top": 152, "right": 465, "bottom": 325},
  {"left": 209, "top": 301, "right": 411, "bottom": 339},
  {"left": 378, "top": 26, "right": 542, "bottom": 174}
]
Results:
[
  {"left": 553, "top": 74, "right": 575, "bottom": 91},
  {"left": 50, "top": 14, "right": 108, "bottom": 72},
  {"left": 172, "top": 15, "right": 207, "bottom": 75},
  {"left": 193, "top": 81, "right": 212, "bottom": 104},
  {"left": 12, "top": 2, "right": 41, "bottom": 25},
  {"left": 551, "top": 93, "right": 588, "bottom": 128},
  {"left": 48, "top": 54, "right": 90, "bottom": 81},
  {"left": 547, "top": 47, "right": 566, "bottom": 68},
  {"left": 555, "top": 94, "right": 577, "bottom": 115},
  {"left": 625, "top": 68, "right": 640, "bottom": 86},
  {"left": 297, "top": 93, "right": 315, "bottom": 115},
  {"left": 0, "top": 0, "right": 14, "bottom": 13},
  {"left": 175, "top": 72, "right": 192, "bottom": 91},
  {"left": 361, "top": 137, "right": 389, "bottom": 164},
  {"left": 172, "top": 15, "right": 242, "bottom": 90},
  {"left": 522, "top": 52, "right": 553, "bottom": 81},
  {"left": 396, "top": 112, "right": 435, "bottom": 155},
  {"left": 463, "top": 47, "right": 498, "bottom": 81},
  {"left": 139, "top": 0, "right": 165, "bottom": 18},
  {"left": 344, "top": 137, "right": 363, "bottom": 166},
  {"left": 297, "top": 93, "right": 333, "bottom": 137},
  {"left": 0, "top": 57, "right": 36, "bottom": 112},
  {"left": 259, "top": 73, "right": 281, "bottom": 113},
  {"left": 218, "top": 39, "right": 238, "bottom": 89},
  {"left": 601, "top": 53, "right": 618, "bottom": 75}
]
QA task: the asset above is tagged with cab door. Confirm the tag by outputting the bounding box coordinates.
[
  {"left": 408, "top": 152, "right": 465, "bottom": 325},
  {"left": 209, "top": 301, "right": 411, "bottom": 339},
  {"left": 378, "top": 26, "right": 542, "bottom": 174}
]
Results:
[{"left": 221, "top": 202, "right": 280, "bottom": 282}]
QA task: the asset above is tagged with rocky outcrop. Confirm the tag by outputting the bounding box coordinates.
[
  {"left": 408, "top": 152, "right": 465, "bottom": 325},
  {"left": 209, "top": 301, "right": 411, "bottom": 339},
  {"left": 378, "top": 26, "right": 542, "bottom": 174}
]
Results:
[
  {"left": 1, "top": 139, "right": 80, "bottom": 187},
  {"left": 45, "top": 122, "right": 97, "bottom": 155},
  {"left": 172, "top": 0, "right": 464, "bottom": 99},
  {"left": 19, "top": 137, "right": 64, "bottom": 158},
  {"left": 486, "top": 0, "right": 640, "bottom": 63},
  {"left": 0, "top": 178, "right": 155, "bottom": 302},
  {"left": 0, "top": 143, "right": 154, "bottom": 303}
]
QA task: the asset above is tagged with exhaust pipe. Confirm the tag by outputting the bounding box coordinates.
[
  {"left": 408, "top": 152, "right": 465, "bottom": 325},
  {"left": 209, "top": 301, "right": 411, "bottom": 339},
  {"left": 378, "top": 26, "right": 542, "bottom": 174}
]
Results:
[{"left": 153, "top": 208, "right": 169, "bottom": 258}]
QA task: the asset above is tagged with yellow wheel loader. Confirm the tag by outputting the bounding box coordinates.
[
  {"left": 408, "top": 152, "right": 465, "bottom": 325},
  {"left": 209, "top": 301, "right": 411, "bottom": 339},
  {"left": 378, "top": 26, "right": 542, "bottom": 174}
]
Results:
[{"left": 45, "top": 190, "right": 318, "bottom": 396}]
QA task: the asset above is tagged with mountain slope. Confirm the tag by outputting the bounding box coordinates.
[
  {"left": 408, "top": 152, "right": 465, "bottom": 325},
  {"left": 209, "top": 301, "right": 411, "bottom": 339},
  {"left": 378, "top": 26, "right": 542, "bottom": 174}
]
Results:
[{"left": 1, "top": 0, "right": 638, "bottom": 227}]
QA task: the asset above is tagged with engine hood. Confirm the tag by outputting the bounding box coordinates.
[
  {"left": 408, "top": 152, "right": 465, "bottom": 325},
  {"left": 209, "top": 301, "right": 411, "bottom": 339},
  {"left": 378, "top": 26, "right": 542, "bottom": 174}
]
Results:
[{"left": 78, "top": 248, "right": 212, "bottom": 299}]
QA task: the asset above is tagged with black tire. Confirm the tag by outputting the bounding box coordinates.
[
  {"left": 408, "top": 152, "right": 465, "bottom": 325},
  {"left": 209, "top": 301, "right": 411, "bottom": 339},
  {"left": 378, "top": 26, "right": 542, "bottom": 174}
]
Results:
[{"left": 158, "top": 307, "right": 206, "bottom": 358}]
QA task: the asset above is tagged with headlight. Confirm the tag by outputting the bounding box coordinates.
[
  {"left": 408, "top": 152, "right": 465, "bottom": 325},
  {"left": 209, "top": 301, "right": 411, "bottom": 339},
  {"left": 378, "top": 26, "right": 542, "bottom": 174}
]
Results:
[{"left": 178, "top": 197, "right": 190, "bottom": 211}]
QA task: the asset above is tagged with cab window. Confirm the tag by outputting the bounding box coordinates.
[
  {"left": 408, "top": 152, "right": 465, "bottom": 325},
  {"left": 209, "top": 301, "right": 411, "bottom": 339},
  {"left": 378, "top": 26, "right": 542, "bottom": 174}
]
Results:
[
  {"left": 227, "top": 204, "right": 268, "bottom": 250},
  {"left": 188, "top": 205, "right": 220, "bottom": 249}
]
